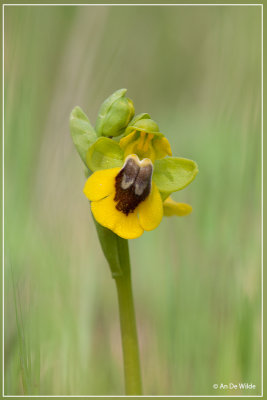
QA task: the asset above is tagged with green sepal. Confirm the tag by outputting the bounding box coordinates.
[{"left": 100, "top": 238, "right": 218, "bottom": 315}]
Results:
[
  {"left": 70, "top": 106, "right": 97, "bottom": 165},
  {"left": 125, "top": 118, "right": 163, "bottom": 138},
  {"left": 86, "top": 137, "right": 124, "bottom": 172},
  {"left": 128, "top": 113, "right": 151, "bottom": 126},
  {"left": 153, "top": 157, "right": 198, "bottom": 198},
  {"left": 93, "top": 216, "right": 123, "bottom": 278}
]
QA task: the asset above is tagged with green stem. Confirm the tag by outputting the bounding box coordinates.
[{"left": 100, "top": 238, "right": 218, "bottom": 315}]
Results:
[
  {"left": 115, "top": 238, "right": 142, "bottom": 395},
  {"left": 93, "top": 218, "right": 142, "bottom": 395}
]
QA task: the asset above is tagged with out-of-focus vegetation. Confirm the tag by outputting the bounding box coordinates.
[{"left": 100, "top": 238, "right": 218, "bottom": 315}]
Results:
[{"left": 4, "top": 5, "right": 261, "bottom": 395}]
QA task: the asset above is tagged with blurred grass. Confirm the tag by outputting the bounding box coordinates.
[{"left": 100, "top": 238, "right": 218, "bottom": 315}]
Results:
[{"left": 4, "top": 5, "right": 261, "bottom": 396}]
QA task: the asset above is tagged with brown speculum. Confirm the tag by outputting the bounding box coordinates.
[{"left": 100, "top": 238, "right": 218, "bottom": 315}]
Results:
[{"left": 114, "top": 157, "right": 153, "bottom": 215}]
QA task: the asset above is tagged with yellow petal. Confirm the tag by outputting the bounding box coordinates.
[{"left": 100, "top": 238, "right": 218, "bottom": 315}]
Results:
[
  {"left": 113, "top": 211, "right": 144, "bottom": 239},
  {"left": 122, "top": 141, "right": 138, "bottom": 159},
  {"left": 119, "top": 130, "right": 137, "bottom": 151},
  {"left": 141, "top": 142, "right": 156, "bottom": 162},
  {"left": 138, "top": 182, "right": 163, "bottom": 231},
  {"left": 83, "top": 168, "right": 120, "bottom": 201},
  {"left": 91, "top": 194, "right": 144, "bottom": 239},
  {"left": 153, "top": 137, "right": 172, "bottom": 159},
  {"left": 163, "top": 197, "right": 192, "bottom": 217}
]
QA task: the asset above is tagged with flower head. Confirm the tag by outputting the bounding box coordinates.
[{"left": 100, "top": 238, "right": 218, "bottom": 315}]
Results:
[
  {"left": 70, "top": 89, "right": 198, "bottom": 240},
  {"left": 84, "top": 155, "right": 163, "bottom": 239}
]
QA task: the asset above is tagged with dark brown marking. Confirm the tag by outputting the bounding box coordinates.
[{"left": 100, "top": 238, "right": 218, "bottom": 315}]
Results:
[{"left": 114, "top": 158, "right": 152, "bottom": 215}]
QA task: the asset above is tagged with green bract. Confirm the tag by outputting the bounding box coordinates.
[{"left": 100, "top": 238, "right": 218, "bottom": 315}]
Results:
[
  {"left": 70, "top": 106, "right": 97, "bottom": 165},
  {"left": 153, "top": 157, "right": 199, "bottom": 200},
  {"left": 95, "top": 88, "right": 134, "bottom": 137},
  {"left": 86, "top": 137, "right": 124, "bottom": 172}
]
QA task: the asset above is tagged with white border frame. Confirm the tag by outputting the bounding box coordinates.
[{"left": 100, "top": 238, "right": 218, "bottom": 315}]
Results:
[{"left": 2, "top": 3, "right": 263, "bottom": 398}]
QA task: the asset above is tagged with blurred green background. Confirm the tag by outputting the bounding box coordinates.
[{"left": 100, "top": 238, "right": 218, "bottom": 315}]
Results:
[{"left": 4, "top": 5, "right": 261, "bottom": 396}]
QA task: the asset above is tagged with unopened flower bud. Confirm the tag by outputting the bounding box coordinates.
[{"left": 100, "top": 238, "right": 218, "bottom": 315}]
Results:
[{"left": 95, "top": 89, "right": 135, "bottom": 137}]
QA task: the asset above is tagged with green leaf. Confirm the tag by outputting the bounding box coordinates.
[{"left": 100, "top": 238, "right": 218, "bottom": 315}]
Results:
[
  {"left": 153, "top": 157, "right": 198, "bottom": 197},
  {"left": 70, "top": 106, "right": 97, "bottom": 165},
  {"left": 86, "top": 137, "right": 124, "bottom": 172}
]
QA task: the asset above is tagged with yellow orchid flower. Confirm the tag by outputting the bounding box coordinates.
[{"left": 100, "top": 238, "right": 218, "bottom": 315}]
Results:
[
  {"left": 70, "top": 92, "right": 198, "bottom": 241},
  {"left": 83, "top": 153, "right": 198, "bottom": 239},
  {"left": 84, "top": 155, "right": 163, "bottom": 239}
]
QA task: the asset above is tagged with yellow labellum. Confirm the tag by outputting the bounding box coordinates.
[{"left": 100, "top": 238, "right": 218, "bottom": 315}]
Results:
[{"left": 83, "top": 157, "right": 163, "bottom": 239}]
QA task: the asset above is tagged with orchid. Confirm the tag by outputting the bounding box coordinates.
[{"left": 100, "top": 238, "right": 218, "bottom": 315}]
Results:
[{"left": 70, "top": 89, "right": 198, "bottom": 395}]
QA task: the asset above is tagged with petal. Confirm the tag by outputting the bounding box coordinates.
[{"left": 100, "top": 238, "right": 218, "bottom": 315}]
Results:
[
  {"left": 153, "top": 136, "right": 172, "bottom": 159},
  {"left": 163, "top": 197, "right": 192, "bottom": 217},
  {"left": 122, "top": 141, "right": 139, "bottom": 159},
  {"left": 141, "top": 142, "right": 156, "bottom": 162},
  {"left": 91, "top": 194, "right": 144, "bottom": 239},
  {"left": 83, "top": 167, "right": 120, "bottom": 201},
  {"left": 113, "top": 211, "right": 144, "bottom": 239},
  {"left": 119, "top": 130, "right": 137, "bottom": 151},
  {"left": 138, "top": 182, "right": 163, "bottom": 231}
]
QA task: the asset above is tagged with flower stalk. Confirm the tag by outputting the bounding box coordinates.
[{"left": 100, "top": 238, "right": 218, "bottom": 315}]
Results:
[
  {"left": 94, "top": 218, "right": 142, "bottom": 394},
  {"left": 115, "top": 238, "right": 142, "bottom": 395}
]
